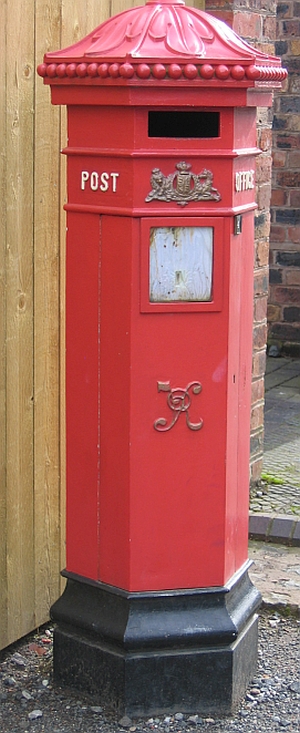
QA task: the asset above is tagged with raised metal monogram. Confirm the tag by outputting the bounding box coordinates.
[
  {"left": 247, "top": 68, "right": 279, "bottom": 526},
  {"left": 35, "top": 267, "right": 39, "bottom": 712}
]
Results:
[
  {"left": 154, "top": 381, "right": 203, "bottom": 433},
  {"left": 145, "top": 162, "right": 221, "bottom": 207}
]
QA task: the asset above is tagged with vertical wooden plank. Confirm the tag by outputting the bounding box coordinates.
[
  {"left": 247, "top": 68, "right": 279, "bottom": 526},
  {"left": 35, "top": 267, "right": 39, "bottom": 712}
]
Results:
[
  {"left": 111, "top": 0, "right": 205, "bottom": 12},
  {"left": 61, "top": 0, "right": 109, "bottom": 45},
  {"left": 34, "top": 0, "right": 63, "bottom": 625},
  {"left": 111, "top": 0, "right": 143, "bottom": 15},
  {"left": 6, "top": 0, "right": 35, "bottom": 643},
  {"left": 0, "top": 0, "right": 8, "bottom": 650}
]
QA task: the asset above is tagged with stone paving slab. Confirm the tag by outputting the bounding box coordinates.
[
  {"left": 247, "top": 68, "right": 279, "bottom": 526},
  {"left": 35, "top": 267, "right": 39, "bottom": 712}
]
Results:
[
  {"left": 265, "top": 388, "right": 300, "bottom": 403},
  {"left": 250, "top": 357, "right": 300, "bottom": 522},
  {"left": 249, "top": 359, "right": 300, "bottom": 612},
  {"left": 265, "top": 371, "right": 300, "bottom": 391},
  {"left": 248, "top": 540, "right": 300, "bottom": 615},
  {"left": 265, "top": 356, "right": 300, "bottom": 377},
  {"left": 249, "top": 512, "right": 300, "bottom": 545}
]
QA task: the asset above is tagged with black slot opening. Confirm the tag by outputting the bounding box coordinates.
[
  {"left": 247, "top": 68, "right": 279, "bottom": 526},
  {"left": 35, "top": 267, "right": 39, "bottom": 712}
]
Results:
[{"left": 148, "top": 111, "right": 220, "bottom": 138}]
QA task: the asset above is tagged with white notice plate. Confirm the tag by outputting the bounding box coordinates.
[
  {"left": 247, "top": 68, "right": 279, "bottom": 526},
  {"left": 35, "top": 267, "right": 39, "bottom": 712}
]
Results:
[{"left": 149, "top": 226, "right": 213, "bottom": 303}]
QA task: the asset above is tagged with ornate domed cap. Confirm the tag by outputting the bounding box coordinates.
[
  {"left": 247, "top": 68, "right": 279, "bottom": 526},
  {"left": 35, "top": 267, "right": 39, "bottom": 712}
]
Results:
[{"left": 38, "top": 0, "right": 287, "bottom": 85}]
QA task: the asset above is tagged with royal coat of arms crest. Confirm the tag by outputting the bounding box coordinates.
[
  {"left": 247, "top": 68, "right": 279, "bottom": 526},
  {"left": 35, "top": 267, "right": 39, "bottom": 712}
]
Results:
[{"left": 145, "top": 161, "right": 221, "bottom": 206}]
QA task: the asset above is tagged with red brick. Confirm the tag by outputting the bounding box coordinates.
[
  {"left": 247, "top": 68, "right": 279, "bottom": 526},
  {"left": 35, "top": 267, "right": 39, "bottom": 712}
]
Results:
[
  {"left": 287, "top": 70, "right": 300, "bottom": 94},
  {"left": 289, "top": 150, "right": 300, "bottom": 167},
  {"left": 269, "top": 283, "right": 279, "bottom": 303},
  {"left": 277, "top": 171, "right": 300, "bottom": 187},
  {"left": 291, "top": 39, "right": 300, "bottom": 54},
  {"left": 267, "top": 304, "right": 282, "bottom": 321},
  {"left": 277, "top": 3, "right": 293, "bottom": 20},
  {"left": 289, "top": 73, "right": 300, "bottom": 95},
  {"left": 251, "top": 403, "right": 264, "bottom": 431},
  {"left": 258, "top": 0, "right": 278, "bottom": 16},
  {"left": 252, "top": 348, "right": 267, "bottom": 378},
  {"left": 256, "top": 240, "right": 270, "bottom": 267},
  {"left": 255, "top": 211, "right": 271, "bottom": 238},
  {"left": 272, "top": 96, "right": 281, "bottom": 115},
  {"left": 253, "top": 323, "right": 268, "bottom": 350},
  {"left": 254, "top": 295, "right": 268, "bottom": 322},
  {"left": 271, "top": 189, "right": 286, "bottom": 206},
  {"left": 206, "top": 9, "right": 234, "bottom": 26},
  {"left": 273, "top": 286, "right": 300, "bottom": 305},
  {"left": 276, "top": 133, "right": 300, "bottom": 149},
  {"left": 256, "top": 154, "right": 272, "bottom": 184},
  {"left": 259, "top": 128, "right": 273, "bottom": 152},
  {"left": 269, "top": 225, "right": 286, "bottom": 242},
  {"left": 255, "top": 41, "right": 275, "bottom": 55},
  {"left": 285, "top": 269, "right": 300, "bottom": 286},
  {"left": 290, "top": 191, "right": 300, "bottom": 206},
  {"left": 263, "top": 16, "right": 277, "bottom": 38},
  {"left": 256, "top": 0, "right": 277, "bottom": 14},
  {"left": 268, "top": 249, "right": 275, "bottom": 265},
  {"left": 234, "top": 11, "right": 262, "bottom": 39},
  {"left": 280, "top": 19, "right": 300, "bottom": 35},
  {"left": 205, "top": 0, "right": 233, "bottom": 8},
  {"left": 250, "top": 457, "right": 264, "bottom": 485},
  {"left": 254, "top": 269, "right": 269, "bottom": 296},
  {"left": 288, "top": 226, "right": 300, "bottom": 243},
  {"left": 272, "top": 171, "right": 285, "bottom": 190},
  {"left": 289, "top": 115, "right": 300, "bottom": 133},
  {"left": 257, "top": 107, "right": 273, "bottom": 127},
  {"left": 257, "top": 183, "right": 272, "bottom": 210},
  {"left": 251, "top": 378, "right": 265, "bottom": 404},
  {"left": 280, "top": 76, "right": 289, "bottom": 94},
  {"left": 270, "top": 322, "right": 300, "bottom": 342},
  {"left": 272, "top": 150, "right": 287, "bottom": 167}
]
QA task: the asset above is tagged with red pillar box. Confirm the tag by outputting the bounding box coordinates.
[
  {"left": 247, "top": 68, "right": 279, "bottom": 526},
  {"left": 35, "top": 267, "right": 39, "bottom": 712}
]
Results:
[{"left": 38, "top": 1, "right": 286, "bottom": 717}]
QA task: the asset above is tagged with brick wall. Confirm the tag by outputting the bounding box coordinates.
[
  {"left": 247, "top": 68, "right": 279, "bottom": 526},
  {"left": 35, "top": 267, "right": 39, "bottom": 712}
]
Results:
[
  {"left": 205, "top": 0, "right": 277, "bottom": 484},
  {"left": 269, "top": 1, "right": 300, "bottom": 356}
]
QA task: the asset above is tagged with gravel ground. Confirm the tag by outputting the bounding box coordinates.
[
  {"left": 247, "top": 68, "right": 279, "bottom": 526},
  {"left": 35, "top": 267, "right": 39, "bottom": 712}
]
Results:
[{"left": 0, "top": 611, "right": 299, "bottom": 733}]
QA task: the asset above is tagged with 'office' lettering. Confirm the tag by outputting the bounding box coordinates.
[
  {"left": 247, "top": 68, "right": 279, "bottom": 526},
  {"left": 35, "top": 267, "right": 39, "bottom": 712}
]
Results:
[{"left": 235, "top": 170, "right": 255, "bottom": 193}]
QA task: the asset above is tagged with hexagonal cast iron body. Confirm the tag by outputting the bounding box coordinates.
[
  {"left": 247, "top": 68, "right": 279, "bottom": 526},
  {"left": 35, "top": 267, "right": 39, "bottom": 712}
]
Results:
[{"left": 38, "top": 0, "right": 286, "bottom": 716}]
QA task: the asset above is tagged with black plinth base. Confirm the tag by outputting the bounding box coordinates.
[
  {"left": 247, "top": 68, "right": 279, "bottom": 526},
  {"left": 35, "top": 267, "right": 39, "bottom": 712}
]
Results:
[{"left": 51, "top": 563, "right": 261, "bottom": 717}]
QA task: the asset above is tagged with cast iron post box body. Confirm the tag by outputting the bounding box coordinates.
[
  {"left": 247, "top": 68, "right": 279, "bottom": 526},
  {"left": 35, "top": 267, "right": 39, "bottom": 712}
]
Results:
[{"left": 38, "top": 0, "right": 286, "bottom": 716}]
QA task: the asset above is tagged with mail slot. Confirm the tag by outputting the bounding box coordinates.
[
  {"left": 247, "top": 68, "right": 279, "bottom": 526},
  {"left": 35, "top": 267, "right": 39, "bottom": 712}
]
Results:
[{"left": 38, "top": 0, "right": 287, "bottom": 718}]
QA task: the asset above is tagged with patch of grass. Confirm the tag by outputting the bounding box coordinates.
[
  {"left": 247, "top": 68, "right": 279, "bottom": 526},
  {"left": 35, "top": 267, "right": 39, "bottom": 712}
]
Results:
[
  {"left": 261, "top": 472, "right": 285, "bottom": 486},
  {"left": 261, "top": 602, "right": 300, "bottom": 619},
  {"left": 290, "top": 504, "right": 300, "bottom": 515}
]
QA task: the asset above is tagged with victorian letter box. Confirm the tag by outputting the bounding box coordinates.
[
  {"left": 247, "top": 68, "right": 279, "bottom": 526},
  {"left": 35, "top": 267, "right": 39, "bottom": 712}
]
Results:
[{"left": 38, "top": 0, "right": 286, "bottom": 716}]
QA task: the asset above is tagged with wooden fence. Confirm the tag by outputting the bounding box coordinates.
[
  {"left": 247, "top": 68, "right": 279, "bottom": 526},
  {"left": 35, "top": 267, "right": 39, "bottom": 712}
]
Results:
[{"left": 0, "top": 0, "right": 203, "bottom": 651}]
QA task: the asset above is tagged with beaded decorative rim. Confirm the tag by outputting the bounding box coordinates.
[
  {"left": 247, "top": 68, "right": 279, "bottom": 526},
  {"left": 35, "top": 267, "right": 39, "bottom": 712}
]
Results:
[{"left": 37, "top": 61, "right": 287, "bottom": 83}]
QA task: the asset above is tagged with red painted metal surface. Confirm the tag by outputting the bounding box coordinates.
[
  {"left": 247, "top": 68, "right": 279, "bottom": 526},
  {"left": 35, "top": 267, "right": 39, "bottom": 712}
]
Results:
[
  {"left": 65, "top": 213, "right": 100, "bottom": 580},
  {"left": 39, "top": 2, "right": 286, "bottom": 592},
  {"left": 62, "top": 104, "right": 258, "bottom": 591},
  {"left": 37, "top": 0, "right": 287, "bottom": 85}
]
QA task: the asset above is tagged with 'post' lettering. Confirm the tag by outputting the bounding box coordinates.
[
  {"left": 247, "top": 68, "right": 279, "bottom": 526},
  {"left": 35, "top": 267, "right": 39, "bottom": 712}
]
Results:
[{"left": 81, "top": 171, "right": 89, "bottom": 190}]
